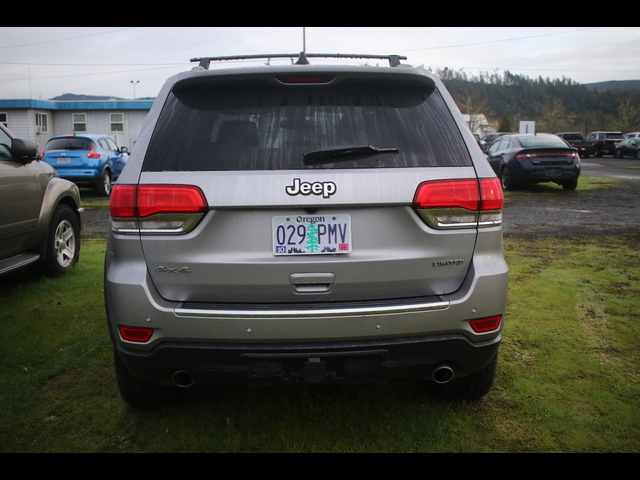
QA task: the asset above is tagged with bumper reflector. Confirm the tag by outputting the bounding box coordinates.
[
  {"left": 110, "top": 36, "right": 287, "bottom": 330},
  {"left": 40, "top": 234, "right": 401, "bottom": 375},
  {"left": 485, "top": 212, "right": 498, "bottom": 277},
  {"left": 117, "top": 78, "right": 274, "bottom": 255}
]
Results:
[{"left": 470, "top": 316, "right": 503, "bottom": 334}]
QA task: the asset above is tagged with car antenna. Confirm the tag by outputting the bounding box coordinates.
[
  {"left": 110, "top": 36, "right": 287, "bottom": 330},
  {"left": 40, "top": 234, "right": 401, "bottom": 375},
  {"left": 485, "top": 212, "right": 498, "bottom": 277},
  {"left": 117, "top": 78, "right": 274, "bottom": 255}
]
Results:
[{"left": 296, "top": 27, "right": 310, "bottom": 65}]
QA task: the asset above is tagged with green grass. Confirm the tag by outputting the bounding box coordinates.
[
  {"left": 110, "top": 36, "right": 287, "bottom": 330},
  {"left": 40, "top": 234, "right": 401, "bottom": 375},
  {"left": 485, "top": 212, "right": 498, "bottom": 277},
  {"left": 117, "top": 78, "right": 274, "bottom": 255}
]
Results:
[
  {"left": 0, "top": 237, "right": 638, "bottom": 453},
  {"left": 79, "top": 190, "right": 110, "bottom": 210}
]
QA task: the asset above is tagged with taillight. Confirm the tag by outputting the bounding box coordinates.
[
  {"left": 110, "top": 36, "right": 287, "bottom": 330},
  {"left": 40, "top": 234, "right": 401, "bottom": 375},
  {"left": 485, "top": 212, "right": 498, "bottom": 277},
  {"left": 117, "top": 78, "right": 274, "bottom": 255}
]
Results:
[
  {"left": 413, "top": 178, "right": 503, "bottom": 230},
  {"left": 470, "top": 316, "right": 503, "bottom": 334},
  {"left": 516, "top": 151, "right": 577, "bottom": 160},
  {"left": 110, "top": 185, "right": 208, "bottom": 235},
  {"left": 119, "top": 325, "right": 154, "bottom": 343},
  {"left": 87, "top": 147, "right": 101, "bottom": 159},
  {"left": 276, "top": 75, "right": 336, "bottom": 85}
]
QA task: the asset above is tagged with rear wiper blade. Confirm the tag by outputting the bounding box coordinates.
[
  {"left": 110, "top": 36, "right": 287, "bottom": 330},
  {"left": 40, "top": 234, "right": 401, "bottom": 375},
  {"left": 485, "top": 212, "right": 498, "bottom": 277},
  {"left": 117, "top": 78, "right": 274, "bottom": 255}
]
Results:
[{"left": 303, "top": 145, "right": 400, "bottom": 164}]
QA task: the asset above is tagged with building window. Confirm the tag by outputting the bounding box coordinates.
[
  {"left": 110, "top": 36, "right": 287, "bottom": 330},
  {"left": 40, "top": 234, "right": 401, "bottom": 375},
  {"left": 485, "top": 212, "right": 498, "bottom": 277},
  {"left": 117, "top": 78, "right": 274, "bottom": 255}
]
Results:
[
  {"left": 110, "top": 113, "right": 124, "bottom": 133},
  {"left": 0, "top": 112, "right": 7, "bottom": 128},
  {"left": 35, "top": 113, "right": 48, "bottom": 133},
  {"left": 73, "top": 113, "right": 87, "bottom": 133}
]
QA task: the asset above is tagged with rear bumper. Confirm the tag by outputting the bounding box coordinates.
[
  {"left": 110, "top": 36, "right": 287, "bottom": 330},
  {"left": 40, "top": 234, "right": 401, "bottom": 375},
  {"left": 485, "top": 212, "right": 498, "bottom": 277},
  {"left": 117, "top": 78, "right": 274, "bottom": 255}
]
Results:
[
  {"left": 56, "top": 169, "right": 102, "bottom": 186},
  {"left": 116, "top": 333, "right": 502, "bottom": 386},
  {"left": 514, "top": 161, "right": 581, "bottom": 184},
  {"left": 105, "top": 227, "right": 509, "bottom": 386}
]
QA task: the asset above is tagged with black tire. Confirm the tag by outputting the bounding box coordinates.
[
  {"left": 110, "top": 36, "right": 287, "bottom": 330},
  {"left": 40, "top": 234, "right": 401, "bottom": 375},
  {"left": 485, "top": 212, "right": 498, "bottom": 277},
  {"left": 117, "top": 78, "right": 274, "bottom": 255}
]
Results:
[
  {"left": 501, "top": 167, "right": 515, "bottom": 191},
  {"left": 95, "top": 170, "right": 112, "bottom": 197},
  {"left": 432, "top": 354, "right": 499, "bottom": 401},
  {"left": 44, "top": 205, "right": 80, "bottom": 277},
  {"left": 636, "top": 151, "right": 640, "bottom": 160},
  {"left": 615, "top": 150, "right": 623, "bottom": 159},
  {"left": 114, "top": 351, "right": 177, "bottom": 409},
  {"left": 562, "top": 179, "right": 579, "bottom": 191}
]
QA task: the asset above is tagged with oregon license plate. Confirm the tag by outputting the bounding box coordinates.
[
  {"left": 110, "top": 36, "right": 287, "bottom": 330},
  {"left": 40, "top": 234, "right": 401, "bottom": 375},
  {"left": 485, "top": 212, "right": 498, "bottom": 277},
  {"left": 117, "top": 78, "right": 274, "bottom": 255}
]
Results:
[{"left": 273, "top": 215, "right": 352, "bottom": 256}]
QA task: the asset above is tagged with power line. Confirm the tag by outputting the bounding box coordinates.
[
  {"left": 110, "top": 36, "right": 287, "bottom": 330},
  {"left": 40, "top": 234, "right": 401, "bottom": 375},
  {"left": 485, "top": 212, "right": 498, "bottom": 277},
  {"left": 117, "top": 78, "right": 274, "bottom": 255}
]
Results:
[
  {"left": 0, "top": 65, "right": 187, "bottom": 83},
  {"left": 0, "top": 27, "right": 138, "bottom": 50},
  {"left": 391, "top": 27, "right": 603, "bottom": 53},
  {"left": 0, "top": 61, "right": 187, "bottom": 67}
]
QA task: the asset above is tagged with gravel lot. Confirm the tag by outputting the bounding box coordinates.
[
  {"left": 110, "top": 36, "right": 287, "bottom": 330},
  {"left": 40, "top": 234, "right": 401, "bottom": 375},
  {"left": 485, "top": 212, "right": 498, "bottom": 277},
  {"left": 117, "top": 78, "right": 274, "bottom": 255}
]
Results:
[
  {"left": 504, "top": 157, "right": 640, "bottom": 238},
  {"left": 83, "top": 157, "right": 640, "bottom": 240}
]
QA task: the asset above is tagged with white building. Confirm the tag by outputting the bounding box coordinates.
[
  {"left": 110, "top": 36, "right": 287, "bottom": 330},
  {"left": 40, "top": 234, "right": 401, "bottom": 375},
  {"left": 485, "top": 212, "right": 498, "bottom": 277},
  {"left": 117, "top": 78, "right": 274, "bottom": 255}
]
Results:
[
  {"left": 462, "top": 114, "right": 495, "bottom": 138},
  {"left": 0, "top": 99, "right": 153, "bottom": 152}
]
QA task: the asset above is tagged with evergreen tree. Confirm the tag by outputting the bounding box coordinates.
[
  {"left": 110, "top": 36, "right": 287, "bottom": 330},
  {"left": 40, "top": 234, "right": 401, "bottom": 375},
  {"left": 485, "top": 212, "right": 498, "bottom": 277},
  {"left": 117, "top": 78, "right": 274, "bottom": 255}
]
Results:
[{"left": 499, "top": 113, "right": 513, "bottom": 133}]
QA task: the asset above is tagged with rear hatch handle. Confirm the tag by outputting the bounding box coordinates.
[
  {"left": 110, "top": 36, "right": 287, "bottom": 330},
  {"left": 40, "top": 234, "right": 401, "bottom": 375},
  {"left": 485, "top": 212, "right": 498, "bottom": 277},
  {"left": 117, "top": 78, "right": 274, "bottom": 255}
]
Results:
[{"left": 290, "top": 273, "right": 336, "bottom": 294}]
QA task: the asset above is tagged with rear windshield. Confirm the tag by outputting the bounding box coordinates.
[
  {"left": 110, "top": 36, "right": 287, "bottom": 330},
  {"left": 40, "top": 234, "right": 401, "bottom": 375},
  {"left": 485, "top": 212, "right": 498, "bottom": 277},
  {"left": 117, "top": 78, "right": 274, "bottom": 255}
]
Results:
[
  {"left": 46, "top": 138, "right": 95, "bottom": 151},
  {"left": 606, "top": 133, "right": 624, "bottom": 140},
  {"left": 518, "top": 136, "right": 569, "bottom": 149},
  {"left": 143, "top": 83, "right": 472, "bottom": 171}
]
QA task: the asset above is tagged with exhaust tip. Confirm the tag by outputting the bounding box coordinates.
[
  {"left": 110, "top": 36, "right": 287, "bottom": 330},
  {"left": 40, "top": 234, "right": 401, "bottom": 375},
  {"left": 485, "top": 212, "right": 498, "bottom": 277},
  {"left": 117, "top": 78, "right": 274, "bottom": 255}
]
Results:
[
  {"left": 433, "top": 366, "right": 455, "bottom": 385},
  {"left": 173, "top": 371, "right": 195, "bottom": 389}
]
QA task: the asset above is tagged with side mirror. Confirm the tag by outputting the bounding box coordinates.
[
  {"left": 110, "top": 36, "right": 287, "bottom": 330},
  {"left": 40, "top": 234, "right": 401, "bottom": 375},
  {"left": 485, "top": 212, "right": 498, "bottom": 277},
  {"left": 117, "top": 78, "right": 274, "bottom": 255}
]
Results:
[
  {"left": 11, "top": 138, "right": 38, "bottom": 162},
  {"left": 120, "top": 146, "right": 129, "bottom": 154}
]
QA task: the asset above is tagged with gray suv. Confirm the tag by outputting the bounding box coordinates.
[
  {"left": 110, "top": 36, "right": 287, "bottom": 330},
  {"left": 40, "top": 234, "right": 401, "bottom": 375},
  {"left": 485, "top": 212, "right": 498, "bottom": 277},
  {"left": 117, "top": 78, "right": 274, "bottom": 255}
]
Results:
[
  {"left": 0, "top": 123, "right": 83, "bottom": 277},
  {"left": 105, "top": 54, "right": 509, "bottom": 408}
]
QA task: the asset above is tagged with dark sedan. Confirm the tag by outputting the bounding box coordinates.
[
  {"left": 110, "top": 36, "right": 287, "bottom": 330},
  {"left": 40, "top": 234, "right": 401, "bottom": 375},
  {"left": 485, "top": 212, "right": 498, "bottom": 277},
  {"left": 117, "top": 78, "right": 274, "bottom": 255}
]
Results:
[
  {"left": 486, "top": 134, "right": 581, "bottom": 191},
  {"left": 614, "top": 139, "right": 640, "bottom": 159}
]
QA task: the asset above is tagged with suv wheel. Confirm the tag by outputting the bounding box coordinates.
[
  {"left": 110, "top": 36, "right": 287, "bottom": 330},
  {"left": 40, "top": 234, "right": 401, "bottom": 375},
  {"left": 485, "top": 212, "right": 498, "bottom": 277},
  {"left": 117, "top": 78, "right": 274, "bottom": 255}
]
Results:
[
  {"left": 96, "top": 170, "right": 112, "bottom": 197},
  {"left": 431, "top": 354, "right": 498, "bottom": 401},
  {"left": 44, "top": 205, "right": 80, "bottom": 277},
  {"left": 114, "top": 351, "right": 177, "bottom": 409}
]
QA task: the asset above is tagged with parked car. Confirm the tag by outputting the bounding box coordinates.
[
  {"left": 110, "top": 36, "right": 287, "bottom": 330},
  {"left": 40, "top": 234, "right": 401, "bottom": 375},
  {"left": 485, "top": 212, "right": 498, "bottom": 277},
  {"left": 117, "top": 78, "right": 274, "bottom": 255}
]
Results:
[
  {"left": 480, "top": 133, "right": 515, "bottom": 153},
  {"left": 0, "top": 123, "right": 84, "bottom": 277},
  {"left": 105, "top": 53, "right": 509, "bottom": 408},
  {"left": 614, "top": 138, "right": 640, "bottom": 159},
  {"left": 555, "top": 132, "right": 596, "bottom": 158},
  {"left": 585, "top": 131, "right": 624, "bottom": 157},
  {"left": 625, "top": 132, "right": 640, "bottom": 139},
  {"left": 486, "top": 134, "right": 581, "bottom": 191},
  {"left": 41, "top": 134, "right": 129, "bottom": 197}
]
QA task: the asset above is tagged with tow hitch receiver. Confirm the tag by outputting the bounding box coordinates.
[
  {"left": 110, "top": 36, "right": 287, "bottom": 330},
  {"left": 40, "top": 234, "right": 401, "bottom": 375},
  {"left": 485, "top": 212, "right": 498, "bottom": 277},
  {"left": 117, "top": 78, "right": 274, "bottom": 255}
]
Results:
[{"left": 304, "top": 358, "right": 327, "bottom": 384}]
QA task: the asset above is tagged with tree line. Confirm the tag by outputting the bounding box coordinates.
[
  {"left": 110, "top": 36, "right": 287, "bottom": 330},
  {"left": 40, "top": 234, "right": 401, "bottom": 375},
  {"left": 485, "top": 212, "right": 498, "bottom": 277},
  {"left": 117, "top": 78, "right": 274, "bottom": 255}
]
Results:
[{"left": 431, "top": 68, "right": 640, "bottom": 134}]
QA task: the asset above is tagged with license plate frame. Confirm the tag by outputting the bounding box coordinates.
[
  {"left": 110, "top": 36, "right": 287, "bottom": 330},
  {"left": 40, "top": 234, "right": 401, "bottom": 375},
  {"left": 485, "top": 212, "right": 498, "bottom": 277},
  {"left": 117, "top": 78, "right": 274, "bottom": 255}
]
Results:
[{"left": 272, "top": 214, "right": 352, "bottom": 256}]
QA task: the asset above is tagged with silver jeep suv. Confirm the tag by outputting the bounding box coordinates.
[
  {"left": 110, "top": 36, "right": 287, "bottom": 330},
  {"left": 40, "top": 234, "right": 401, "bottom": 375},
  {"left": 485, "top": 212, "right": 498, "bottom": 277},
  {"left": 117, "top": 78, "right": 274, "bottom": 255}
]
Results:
[{"left": 105, "top": 54, "right": 509, "bottom": 408}]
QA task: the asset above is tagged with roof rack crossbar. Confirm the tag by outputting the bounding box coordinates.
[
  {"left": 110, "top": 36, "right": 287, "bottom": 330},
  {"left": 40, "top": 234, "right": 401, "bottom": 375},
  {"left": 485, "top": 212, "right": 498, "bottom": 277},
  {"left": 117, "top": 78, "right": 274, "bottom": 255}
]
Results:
[{"left": 191, "top": 53, "right": 408, "bottom": 70}]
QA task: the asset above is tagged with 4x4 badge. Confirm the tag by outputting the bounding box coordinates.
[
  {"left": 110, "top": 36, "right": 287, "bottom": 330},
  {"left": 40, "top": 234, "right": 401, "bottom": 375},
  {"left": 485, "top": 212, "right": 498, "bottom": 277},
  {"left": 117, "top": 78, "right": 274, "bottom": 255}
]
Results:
[{"left": 286, "top": 178, "right": 337, "bottom": 199}]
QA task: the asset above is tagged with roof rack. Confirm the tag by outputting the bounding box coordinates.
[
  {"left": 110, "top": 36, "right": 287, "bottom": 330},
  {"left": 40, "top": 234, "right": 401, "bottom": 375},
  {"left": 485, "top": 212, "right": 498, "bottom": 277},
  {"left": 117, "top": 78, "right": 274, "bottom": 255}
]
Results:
[{"left": 190, "top": 52, "right": 408, "bottom": 70}]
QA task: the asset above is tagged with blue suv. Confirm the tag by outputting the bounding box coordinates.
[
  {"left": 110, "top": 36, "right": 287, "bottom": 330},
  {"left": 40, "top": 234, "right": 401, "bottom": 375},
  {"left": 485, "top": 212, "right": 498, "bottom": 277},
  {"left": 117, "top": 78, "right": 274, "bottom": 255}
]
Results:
[{"left": 41, "top": 134, "right": 129, "bottom": 196}]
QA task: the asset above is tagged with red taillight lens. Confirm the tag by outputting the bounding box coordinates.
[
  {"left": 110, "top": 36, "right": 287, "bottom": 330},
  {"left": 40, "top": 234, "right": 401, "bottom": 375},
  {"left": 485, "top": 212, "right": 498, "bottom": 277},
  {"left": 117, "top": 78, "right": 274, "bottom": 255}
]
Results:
[
  {"left": 110, "top": 185, "right": 208, "bottom": 235},
  {"left": 110, "top": 185, "right": 137, "bottom": 218},
  {"left": 413, "top": 179, "right": 480, "bottom": 211},
  {"left": 413, "top": 178, "right": 503, "bottom": 230},
  {"left": 119, "top": 325, "right": 154, "bottom": 343},
  {"left": 470, "top": 316, "right": 503, "bottom": 334},
  {"left": 87, "top": 147, "right": 101, "bottom": 159},
  {"left": 480, "top": 178, "right": 504, "bottom": 212},
  {"left": 137, "top": 185, "right": 208, "bottom": 218},
  {"left": 516, "top": 151, "right": 577, "bottom": 159},
  {"left": 276, "top": 75, "right": 336, "bottom": 85}
]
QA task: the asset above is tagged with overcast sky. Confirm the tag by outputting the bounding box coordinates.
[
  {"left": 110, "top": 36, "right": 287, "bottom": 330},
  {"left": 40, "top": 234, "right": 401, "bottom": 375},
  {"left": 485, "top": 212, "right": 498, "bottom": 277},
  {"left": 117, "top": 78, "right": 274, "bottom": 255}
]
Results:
[{"left": 0, "top": 27, "right": 638, "bottom": 100}]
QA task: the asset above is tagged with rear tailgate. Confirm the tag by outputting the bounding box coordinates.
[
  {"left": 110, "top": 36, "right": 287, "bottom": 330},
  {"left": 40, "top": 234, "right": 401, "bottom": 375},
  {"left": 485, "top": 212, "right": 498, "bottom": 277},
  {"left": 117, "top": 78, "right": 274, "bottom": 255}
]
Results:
[{"left": 132, "top": 69, "right": 481, "bottom": 304}]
